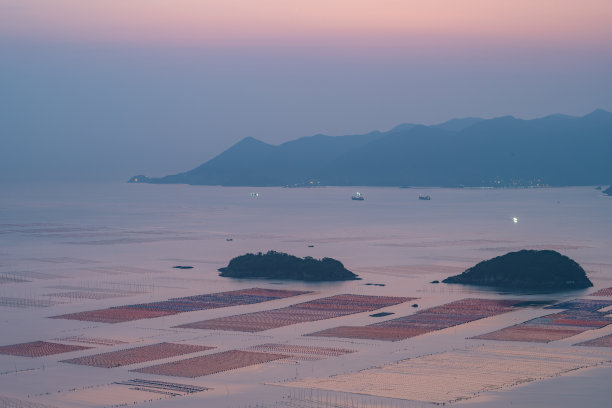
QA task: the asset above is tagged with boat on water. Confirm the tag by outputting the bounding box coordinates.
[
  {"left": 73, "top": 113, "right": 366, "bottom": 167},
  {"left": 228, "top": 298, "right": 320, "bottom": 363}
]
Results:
[
  {"left": 418, "top": 194, "right": 431, "bottom": 200},
  {"left": 351, "top": 192, "right": 365, "bottom": 201}
]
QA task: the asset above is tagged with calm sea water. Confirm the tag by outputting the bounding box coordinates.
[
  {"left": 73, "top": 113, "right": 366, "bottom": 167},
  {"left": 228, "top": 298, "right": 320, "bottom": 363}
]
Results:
[{"left": 1, "top": 183, "right": 611, "bottom": 295}]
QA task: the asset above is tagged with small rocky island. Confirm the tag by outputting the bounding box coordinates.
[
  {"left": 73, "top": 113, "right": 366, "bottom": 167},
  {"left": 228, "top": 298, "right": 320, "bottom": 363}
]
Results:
[
  {"left": 604, "top": 185, "right": 612, "bottom": 196},
  {"left": 443, "top": 249, "right": 592, "bottom": 290},
  {"left": 218, "top": 251, "right": 360, "bottom": 281}
]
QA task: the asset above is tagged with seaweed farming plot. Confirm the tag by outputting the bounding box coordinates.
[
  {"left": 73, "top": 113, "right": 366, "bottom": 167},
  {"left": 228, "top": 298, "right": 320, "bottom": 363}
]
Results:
[
  {"left": 61, "top": 342, "right": 214, "bottom": 368},
  {"left": 472, "top": 308, "right": 612, "bottom": 343},
  {"left": 307, "top": 298, "right": 519, "bottom": 341},
  {"left": 51, "top": 307, "right": 179, "bottom": 323},
  {"left": 0, "top": 396, "right": 59, "bottom": 408},
  {"left": 0, "top": 273, "right": 30, "bottom": 284},
  {"left": 0, "top": 296, "right": 61, "bottom": 308},
  {"left": 25, "top": 257, "right": 98, "bottom": 264},
  {"left": 269, "top": 390, "right": 418, "bottom": 408},
  {"left": 175, "top": 294, "right": 412, "bottom": 333},
  {"left": 113, "top": 379, "right": 209, "bottom": 395},
  {"left": 589, "top": 287, "right": 612, "bottom": 297},
  {"left": 306, "top": 326, "right": 430, "bottom": 342},
  {"left": 575, "top": 333, "right": 612, "bottom": 347},
  {"left": 246, "top": 344, "right": 356, "bottom": 362},
  {"left": 47, "top": 291, "right": 133, "bottom": 300},
  {"left": 47, "top": 282, "right": 153, "bottom": 295},
  {"left": 545, "top": 298, "right": 612, "bottom": 312},
  {"left": 10, "top": 270, "right": 64, "bottom": 280},
  {"left": 279, "top": 346, "right": 612, "bottom": 405},
  {"left": 132, "top": 350, "right": 288, "bottom": 378},
  {"left": 0, "top": 341, "right": 91, "bottom": 357},
  {"left": 45, "top": 282, "right": 154, "bottom": 302},
  {"left": 54, "top": 336, "right": 129, "bottom": 346},
  {"left": 85, "top": 266, "right": 168, "bottom": 275},
  {"left": 46, "top": 379, "right": 209, "bottom": 406},
  {"left": 472, "top": 325, "right": 585, "bottom": 343},
  {"left": 50, "top": 288, "right": 309, "bottom": 323}
]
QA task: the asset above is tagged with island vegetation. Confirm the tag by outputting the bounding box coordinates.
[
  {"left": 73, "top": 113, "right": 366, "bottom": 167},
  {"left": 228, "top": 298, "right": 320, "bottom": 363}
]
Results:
[
  {"left": 442, "top": 249, "right": 592, "bottom": 290},
  {"left": 218, "top": 251, "right": 359, "bottom": 281}
]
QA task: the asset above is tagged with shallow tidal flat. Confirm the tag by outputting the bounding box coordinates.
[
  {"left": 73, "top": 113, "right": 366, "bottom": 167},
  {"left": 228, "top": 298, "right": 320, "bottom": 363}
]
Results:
[{"left": 278, "top": 345, "right": 612, "bottom": 405}]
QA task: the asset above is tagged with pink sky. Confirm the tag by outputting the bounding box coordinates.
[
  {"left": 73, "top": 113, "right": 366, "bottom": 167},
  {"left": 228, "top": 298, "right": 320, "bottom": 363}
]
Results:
[
  {"left": 3, "top": 0, "right": 612, "bottom": 50},
  {"left": 2, "top": 0, "right": 611, "bottom": 182}
]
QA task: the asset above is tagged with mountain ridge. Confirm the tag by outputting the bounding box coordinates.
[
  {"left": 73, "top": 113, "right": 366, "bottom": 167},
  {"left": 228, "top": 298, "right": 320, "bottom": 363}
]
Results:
[{"left": 133, "top": 110, "right": 612, "bottom": 187}]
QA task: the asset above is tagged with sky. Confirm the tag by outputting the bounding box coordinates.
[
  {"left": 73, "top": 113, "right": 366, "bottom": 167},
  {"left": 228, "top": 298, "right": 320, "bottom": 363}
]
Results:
[{"left": 1, "top": 0, "right": 612, "bottom": 182}]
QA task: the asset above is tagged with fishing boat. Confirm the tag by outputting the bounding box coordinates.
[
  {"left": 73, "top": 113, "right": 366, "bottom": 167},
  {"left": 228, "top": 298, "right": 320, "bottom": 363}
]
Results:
[
  {"left": 418, "top": 194, "right": 431, "bottom": 200},
  {"left": 351, "top": 192, "right": 365, "bottom": 201}
]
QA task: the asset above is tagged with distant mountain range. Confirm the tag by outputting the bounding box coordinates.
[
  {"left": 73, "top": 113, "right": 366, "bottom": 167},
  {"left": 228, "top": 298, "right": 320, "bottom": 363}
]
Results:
[{"left": 130, "top": 109, "right": 612, "bottom": 187}]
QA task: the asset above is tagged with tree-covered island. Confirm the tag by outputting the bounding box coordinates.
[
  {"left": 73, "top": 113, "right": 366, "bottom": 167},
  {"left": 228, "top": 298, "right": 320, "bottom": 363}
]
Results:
[
  {"left": 218, "top": 251, "right": 360, "bottom": 281},
  {"left": 443, "top": 249, "right": 592, "bottom": 290}
]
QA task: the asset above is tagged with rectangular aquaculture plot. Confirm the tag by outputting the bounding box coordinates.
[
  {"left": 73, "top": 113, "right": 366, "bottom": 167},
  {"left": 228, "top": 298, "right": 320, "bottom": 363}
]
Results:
[
  {"left": 50, "top": 307, "right": 180, "bottom": 323},
  {"left": 472, "top": 325, "right": 587, "bottom": 343},
  {"left": 373, "top": 298, "right": 519, "bottom": 329},
  {"left": 55, "top": 336, "right": 129, "bottom": 346},
  {"left": 61, "top": 342, "right": 214, "bottom": 368},
  {"left": 47, "top": 379, "right": 209, "bottom": 406},
  {"left": 307, "top": 326, "right": 432, "bottom": 341},
  {"left": 0, "top": 275, "right": 29, "bottom": 284},
  {"left": 176, "top": 309, "right": 347, "bottom": 332},
  {"left": 0, "top": 296, "right": 60, "bottom": 308},
  {"left": 472, "top": 309, "right": 612, "bottom": 343},
  {"left": 246, "top": 344, "right": 355, "bottom": 361},
  {"left": 0, "top": 341, "right": 92, "bottom": 357},
  {"left": 575, "top": 334, "right": 612, "bottom": 347},
  {"left": 307, "top": 298, "right": 520, "bottom": 341},
  {"left": 47, "top": 291, "right": 130, "bottom": 300},
  {"left": 175, "top": 294, "right": 412, "bottom": 332},
  {"left": 132, "top": 350, "right": 287, "bottom": 378},
  {"left": 50, "top": 288, "right": 310, "bottom": 323},
  {"left": 590, "top": 287, "right": 612, "bottom": 297},
  {"left": 113, "top": 379, "right": 209, "bottom": 395},
  {"left": 0, "top": 396, "right": 59, "bottom": 408},
  {"left": 545, "top": 299, "right": 612, "bottom": 312}
]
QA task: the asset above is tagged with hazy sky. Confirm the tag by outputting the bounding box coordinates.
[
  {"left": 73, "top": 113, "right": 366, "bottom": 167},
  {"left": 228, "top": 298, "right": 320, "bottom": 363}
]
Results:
[{"left": 2, "top": 0, "right": 612, "bottom": 182}]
